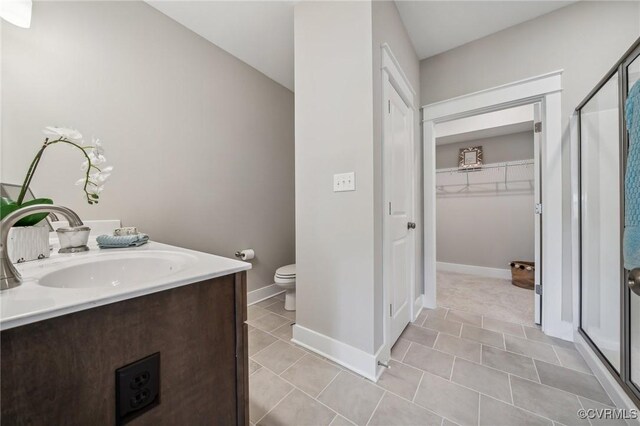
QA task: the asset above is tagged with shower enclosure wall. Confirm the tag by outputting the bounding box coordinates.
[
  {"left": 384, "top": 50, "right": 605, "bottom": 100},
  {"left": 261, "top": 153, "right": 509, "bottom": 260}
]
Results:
[{"left": 577, "top": 37, "right": 640, "bottom": 407}]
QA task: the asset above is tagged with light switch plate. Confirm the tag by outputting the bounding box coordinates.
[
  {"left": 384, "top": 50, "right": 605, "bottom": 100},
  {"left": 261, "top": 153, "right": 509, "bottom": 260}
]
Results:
[{"left": 333, "top": 172, "right": 355, "bottom": 192}]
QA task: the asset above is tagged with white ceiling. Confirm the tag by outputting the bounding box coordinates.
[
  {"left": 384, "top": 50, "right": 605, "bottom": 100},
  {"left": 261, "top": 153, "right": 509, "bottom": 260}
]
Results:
[
  {"left": 395, "top": 1, "right": 575, "bottom": 59},
  {"left": 147, "top": 1, "right": 575, "bottom": 91},
  {"left": 147, "top": 1, "right": 295, "bottom": 90}
]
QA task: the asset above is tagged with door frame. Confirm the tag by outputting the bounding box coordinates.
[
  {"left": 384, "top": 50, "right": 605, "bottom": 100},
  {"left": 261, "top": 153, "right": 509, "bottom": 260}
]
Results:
[
  {"left": 422, "top": 70, "right": 571, "bottom": 341},
  {"left": 381, "top": 43, "right": 417, "bottom": 365}
]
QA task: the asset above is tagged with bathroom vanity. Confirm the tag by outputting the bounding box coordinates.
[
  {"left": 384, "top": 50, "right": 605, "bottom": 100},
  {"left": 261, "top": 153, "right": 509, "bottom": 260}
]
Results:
[{"left": 0, "top": 241, "right": 251, "bottom": 425}]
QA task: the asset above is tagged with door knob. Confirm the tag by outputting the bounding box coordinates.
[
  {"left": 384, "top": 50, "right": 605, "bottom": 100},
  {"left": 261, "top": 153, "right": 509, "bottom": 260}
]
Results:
[
  {"left": 628, "top": 268, "right": 640, "bottom": 296},
  {"left": 407, "top": 222, "right": 416, "bottom": 230}
]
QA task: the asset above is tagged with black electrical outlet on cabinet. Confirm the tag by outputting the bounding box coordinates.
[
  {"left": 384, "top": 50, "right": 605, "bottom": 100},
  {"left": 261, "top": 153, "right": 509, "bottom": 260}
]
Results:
[{"left": 116, "top": 352, "right": 160, "bottom": 425}]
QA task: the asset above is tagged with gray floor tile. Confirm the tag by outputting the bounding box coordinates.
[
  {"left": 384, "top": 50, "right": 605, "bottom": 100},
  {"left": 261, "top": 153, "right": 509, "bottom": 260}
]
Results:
[
  {"left": 400, "top": 324, "right": 438, "bottom": 347},
  {"left": 422, "top": 317, "right": 463, "bottom": 336},
  {"left": 414, "top": 371, "right": 480, "bottom": 426},
  {"left": 554, "top": 346, "right": 591, "bottom": 374},
  {"left": 329, "top": 415, "right": 355, "bottom": 426},
  {"left": 479, "top": 394, "right": 552, "bottom": 426},
  {"left": 461, "top": 324, "right": 505, "bottom": 349},
  {"left": 281, "top": 354, "right": 341, "bottom": 398},
  {"left": 369, "top": 393, "right": 442, "bottom": 426},
  {"left": 523, "top": 326, "right": 576, "bottom": 350},
  {"left": 481, "top": 345, "right": 539, "bottom": 381},
  {"left": 248, "top": 305, "right": 271, "bottom": 321},
  {"left": 578, "top": 397, "right": 626, "bottom": 425},
  {"left": 248, "top": 312, "right": 291, "bottom": 332},
  {"left": 258, "top": 389, "right": 336, "bottom": 426},
  {"left": 264, "top": 299, "right": 296, "bottom": 321},
  {"left": 317, "top": 372, "right": 384, "bottom": 425},
  {"left": 376, "top": 360, "right": 423, "bottom": 400},
  {"left": 414, "top": 310, "right": 428, "bottom": 326},
  {"left": 504, "top": 334, "right": 560, "bottom": 364},
  {"left": 446, "top": 310, "right": 482, "bottom": 326},
  {"left": 425, "top": 306, "right": 448, "bottom": 320},
  {"left": 534, "top": 360, "right": 613, "bottom": 405},
  {"left": 249, "top": 359, "right": 262, "bottom": 375},
  {"left": 434, "top": 333, "right": 481, "bottom": 363},
  {"left": 442, "top": 420, "right": 459, "bottom": 426},
  {"left": 451, "top": 358, "right": 512, "bottom": 403},
  {"left": 510, "top": 376, "right": 589, "bottom": 425},
  {"left": 482, "top": 316, "right": 526, "bottom": 337},
  {"left": 252, "top": 340, "right": 306, "bottom": 374},
  {"left": 249, "top": 368, "right": 293, "bottom": 423},
  {"left": 391, "top": 338, "right": 411, "bottom": 361},
  {"left": 271, "top": 322, "right": 294, "bottom": 342},
  {"left": 403, "top": 342, "right": 455, "bottom": 379},
  {"left": 249, "top": 328, "right": 278, "bottom": 357}
]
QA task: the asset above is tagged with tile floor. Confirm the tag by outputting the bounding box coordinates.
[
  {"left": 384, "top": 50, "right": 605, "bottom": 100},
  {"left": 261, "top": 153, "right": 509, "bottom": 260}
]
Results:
[
  {"left": 248, "top": 295, "right": 617, "bottom": 426},
  {"left": 437, "top": 270, "right": 536, "bottom": 326}
]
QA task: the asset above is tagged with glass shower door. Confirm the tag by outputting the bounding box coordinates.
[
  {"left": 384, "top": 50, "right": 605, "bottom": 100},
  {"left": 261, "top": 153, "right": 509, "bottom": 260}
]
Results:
[
  {"left": 626, "top": 53, "right": 640, "bottom": 394},
  {"left": 580, "top": 72, "right": 622, "bottom": 372}
]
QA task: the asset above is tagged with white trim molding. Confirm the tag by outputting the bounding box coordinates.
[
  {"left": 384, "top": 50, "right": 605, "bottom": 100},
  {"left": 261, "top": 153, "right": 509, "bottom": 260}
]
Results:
[
  {"left": 436, "top": 262, "right": 511, "bottom": 280},
  {"left": 247, "top": 284, "right": 284, "bottom": 306},
  {"left": 423, "top": 70, "right": 573, "bottom": 342},
  {"left": 381, "top": 43, "right": 416, "bottom": 108},
  {"left": 292, "top": 324, "right": 380, "bottom": 382}
]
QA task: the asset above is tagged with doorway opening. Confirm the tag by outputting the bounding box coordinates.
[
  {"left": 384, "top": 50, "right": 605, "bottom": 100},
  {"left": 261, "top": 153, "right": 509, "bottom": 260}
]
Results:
[
  {"left": 422, "top": 71, "right": 570, "bottom": 341},
  {"left": 433, "top": 104, "right": 540, "bottom": 326}
]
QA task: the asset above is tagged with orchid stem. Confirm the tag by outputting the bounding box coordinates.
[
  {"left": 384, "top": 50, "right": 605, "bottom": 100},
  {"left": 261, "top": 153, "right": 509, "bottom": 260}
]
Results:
[{"left": 17, "top": 137, "right": 96, "bottom": 205}]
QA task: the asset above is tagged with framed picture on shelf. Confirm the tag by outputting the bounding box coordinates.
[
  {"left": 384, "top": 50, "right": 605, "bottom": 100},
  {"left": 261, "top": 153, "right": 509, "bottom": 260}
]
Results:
[{"left": 459, "top": 146, "right": 483, "bottom": 169}]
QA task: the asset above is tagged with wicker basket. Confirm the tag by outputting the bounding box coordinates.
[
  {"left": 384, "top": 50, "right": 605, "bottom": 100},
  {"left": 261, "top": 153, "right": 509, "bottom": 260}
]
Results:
[{"left": 510, "top": 261, "right": 534, "bottom": 290}]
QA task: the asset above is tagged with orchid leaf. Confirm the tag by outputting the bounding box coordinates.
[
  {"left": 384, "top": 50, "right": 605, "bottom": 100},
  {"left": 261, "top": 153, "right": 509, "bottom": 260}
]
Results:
[{"left": 13, "top": 198, "right": 54, "bottom": 227}]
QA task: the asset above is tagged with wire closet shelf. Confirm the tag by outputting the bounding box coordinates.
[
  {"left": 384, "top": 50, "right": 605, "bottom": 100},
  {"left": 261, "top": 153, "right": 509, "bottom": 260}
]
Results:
[{"left": 436, "top": 159, "right": 534, "bottom": 194}]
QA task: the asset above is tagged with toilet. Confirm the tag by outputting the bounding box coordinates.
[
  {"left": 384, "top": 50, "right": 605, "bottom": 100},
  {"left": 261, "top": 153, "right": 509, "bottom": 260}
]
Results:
[{"left": 274, "top": 264, "right": 296, "bottom": 311}]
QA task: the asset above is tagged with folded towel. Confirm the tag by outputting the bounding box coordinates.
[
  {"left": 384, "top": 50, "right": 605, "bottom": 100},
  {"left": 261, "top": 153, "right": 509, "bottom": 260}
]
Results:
[
  {"left": 624, "top": 80, "right": 640, "bottom": 269},
  {"left": 96, "top": 233, "right": 149, "bottom": 249}
]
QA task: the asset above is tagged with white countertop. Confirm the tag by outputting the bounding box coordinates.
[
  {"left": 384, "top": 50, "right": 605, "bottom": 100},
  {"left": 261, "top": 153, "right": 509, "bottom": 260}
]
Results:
[{"left": 1, "top": 241, "right": 251, "bottom": 330}]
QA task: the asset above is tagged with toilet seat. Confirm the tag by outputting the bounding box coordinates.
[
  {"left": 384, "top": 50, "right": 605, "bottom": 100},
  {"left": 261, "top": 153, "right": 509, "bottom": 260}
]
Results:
[{"left": 275, "top": 264, "right": 296, "bottom": 280}]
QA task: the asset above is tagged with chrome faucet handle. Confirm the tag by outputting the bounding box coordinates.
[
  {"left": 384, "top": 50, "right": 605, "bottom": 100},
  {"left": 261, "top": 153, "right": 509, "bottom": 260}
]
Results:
[{"left": 1, "top": 204, "right": 85, "bottom": 291}]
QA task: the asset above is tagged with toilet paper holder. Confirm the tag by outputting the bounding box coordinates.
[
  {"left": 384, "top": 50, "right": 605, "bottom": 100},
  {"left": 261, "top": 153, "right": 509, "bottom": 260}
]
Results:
[{"left": 235, "top": 249, "right": 255, "bottom": 261}]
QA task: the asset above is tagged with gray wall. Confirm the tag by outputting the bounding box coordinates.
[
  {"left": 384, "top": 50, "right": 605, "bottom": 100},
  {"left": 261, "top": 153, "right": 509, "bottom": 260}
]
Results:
[
  {"left": 421, "top": 1, "right": 640, "bottom": 321},
  {"left": 0, "top": 1, "right": 295, "bottom": 293},
  {"left": 372, "top": 0, "right": 421, "bottom": 352},
  {"left": 436, "top": 132, "right": 534, "bottom": 169},
  {"left": 436, "top": 132, "right": 534, "bottom": 269},
  {"left": 295, "top": 1, "right": 376, "bottom": 353}
]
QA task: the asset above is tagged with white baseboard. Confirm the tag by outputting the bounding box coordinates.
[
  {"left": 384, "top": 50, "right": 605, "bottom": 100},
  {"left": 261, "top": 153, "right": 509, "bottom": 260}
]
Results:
[
  {"left": 292, "top": 324, "right": 379, "bottom": 382},
  {"left": 247, "top": 284, "right": 284, "bottom": 306},
  {"left": 437, "top": 261, "right": 511, "bottom": 280},
  {"left": 575, "top": 332, "right": 640, "bottom": 418}
]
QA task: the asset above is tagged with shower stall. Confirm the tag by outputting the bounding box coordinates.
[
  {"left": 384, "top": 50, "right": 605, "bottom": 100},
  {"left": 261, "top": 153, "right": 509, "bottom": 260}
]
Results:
[{"left": 577, "top": 37, "right": 640, "bottom": 407}]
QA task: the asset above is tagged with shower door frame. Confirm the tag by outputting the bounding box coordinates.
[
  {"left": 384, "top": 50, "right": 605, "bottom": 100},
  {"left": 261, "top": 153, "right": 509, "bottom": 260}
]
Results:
[{"left": 576, "top": 37, "right": 640, "bottom": 408}]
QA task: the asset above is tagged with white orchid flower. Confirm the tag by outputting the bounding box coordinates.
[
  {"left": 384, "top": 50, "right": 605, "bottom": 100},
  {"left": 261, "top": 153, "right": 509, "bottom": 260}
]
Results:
[
  {"left": 91, "top": 137, "right": 105, "bottom": 156},
  {"left": 43, "top": 126, "right": 83, "bottom": 142},
  {"left": 87, "top": 150, "right": 107, "bottom": 166}
]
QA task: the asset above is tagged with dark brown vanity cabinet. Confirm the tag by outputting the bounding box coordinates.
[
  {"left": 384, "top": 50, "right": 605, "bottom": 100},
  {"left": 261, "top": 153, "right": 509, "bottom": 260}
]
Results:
[{"left": 0, "top": 272, "right": 249, "bottom": 425}]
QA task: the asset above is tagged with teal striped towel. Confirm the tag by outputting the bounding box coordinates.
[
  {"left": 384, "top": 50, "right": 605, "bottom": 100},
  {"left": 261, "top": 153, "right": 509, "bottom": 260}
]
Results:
[{"left": 96, "top": 233, "right": 149, "bottom": 248}]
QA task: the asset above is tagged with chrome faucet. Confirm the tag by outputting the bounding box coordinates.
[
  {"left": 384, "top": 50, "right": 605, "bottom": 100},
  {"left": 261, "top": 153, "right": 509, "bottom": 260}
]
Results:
[{"left": 1, "top": 204, "right": 87, "bottom": 291}]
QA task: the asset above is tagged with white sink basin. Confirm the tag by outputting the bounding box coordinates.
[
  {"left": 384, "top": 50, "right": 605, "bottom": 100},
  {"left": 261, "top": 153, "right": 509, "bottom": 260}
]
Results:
[{"left": 37, "top": 252, "right": 196, "bottom": 289}]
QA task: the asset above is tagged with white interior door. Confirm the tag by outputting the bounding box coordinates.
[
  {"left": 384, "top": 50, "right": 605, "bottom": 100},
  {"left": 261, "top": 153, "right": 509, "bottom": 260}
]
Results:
[
  {"left": 384, "top": 81, "right": 414, "bottom": 345},
  {"left": 534, "top": 102, "right": 542, "bottom": 325}
]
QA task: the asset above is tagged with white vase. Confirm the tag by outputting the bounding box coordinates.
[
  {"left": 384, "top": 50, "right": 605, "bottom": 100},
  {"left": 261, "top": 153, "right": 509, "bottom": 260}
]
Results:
[{"left": 7, "top": 225, "right": 50, "bottom": 263}]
